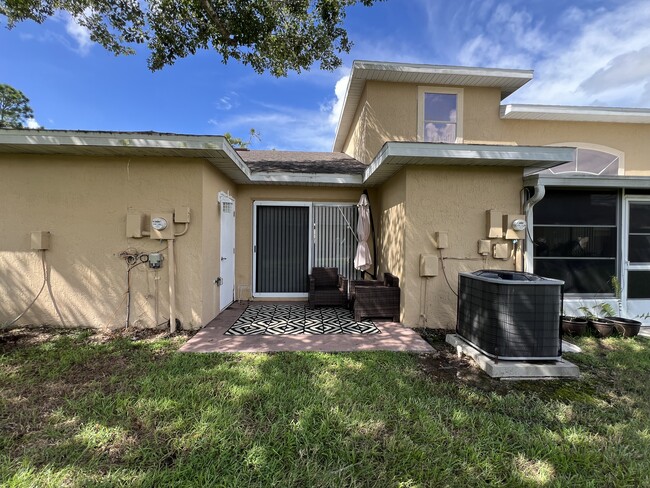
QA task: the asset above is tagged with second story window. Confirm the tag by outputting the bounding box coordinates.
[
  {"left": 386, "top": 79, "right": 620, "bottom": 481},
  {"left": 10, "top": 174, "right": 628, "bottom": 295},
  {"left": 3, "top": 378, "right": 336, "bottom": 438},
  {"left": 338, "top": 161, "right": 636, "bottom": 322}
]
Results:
[{"left": 418, "top": 87, "right": 463, "bottom": 143}]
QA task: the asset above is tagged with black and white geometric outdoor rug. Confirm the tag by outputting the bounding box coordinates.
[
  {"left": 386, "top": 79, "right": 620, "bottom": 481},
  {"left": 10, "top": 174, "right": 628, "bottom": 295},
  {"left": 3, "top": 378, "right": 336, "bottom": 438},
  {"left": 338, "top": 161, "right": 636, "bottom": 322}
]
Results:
[{"left": 225, "top": 304, "right": 381, "bottom": 335}]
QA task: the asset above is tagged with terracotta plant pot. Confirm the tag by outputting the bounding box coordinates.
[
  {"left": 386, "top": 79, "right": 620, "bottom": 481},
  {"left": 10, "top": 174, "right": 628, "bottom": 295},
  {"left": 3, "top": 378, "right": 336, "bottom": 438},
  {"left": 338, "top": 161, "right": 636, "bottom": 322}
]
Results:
[
  {"left": 562, "top": 316, "right": 588, "bottom": 336},
  {"left": 609, "top": 317, "right": 642, "bottom": 338},
  {"left": 589, "top": 318, "right": 614, "bottom": 338}
]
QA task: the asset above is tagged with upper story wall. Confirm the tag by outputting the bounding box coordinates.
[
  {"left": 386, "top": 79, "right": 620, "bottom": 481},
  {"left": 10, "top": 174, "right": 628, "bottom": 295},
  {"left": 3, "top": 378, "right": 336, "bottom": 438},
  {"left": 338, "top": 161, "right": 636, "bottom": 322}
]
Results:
[{"left": 341, "top": 80, "right": 650, "bottom": 175}]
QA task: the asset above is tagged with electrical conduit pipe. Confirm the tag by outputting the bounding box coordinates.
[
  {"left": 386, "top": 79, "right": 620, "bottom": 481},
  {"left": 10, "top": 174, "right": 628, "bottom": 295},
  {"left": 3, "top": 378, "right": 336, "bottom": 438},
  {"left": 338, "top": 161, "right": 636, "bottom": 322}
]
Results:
[
  {"left": 168, "top": 238, "right": 177, "bottom": 333},
  {"left": 522, "top": 184, "right": 546, "bottom": 272}
]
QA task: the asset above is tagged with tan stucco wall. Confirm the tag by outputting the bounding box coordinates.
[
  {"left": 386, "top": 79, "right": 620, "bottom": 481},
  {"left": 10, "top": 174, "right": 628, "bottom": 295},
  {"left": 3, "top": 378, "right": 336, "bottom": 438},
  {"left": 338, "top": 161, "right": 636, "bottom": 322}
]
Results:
[
  {"left": 0, "top": 154, "right": 209, "bottom": 330},
  {"left": 201, "top": 162, "right": 237, "bottom": 321},
  {"left": 376, "top": 168, "right": 406, "bottom": 316},
  {"left": 342, "top": 82, "right": 650, "bottom": 174},
  {"left": 234, "top": 185, "right": 375, "bottom": 299},
  {"left": 389, "top": 166, "right": 522, "bottom": 328},
  {"left": 342, "top": 81, "right": 416, "bottom": 164}
]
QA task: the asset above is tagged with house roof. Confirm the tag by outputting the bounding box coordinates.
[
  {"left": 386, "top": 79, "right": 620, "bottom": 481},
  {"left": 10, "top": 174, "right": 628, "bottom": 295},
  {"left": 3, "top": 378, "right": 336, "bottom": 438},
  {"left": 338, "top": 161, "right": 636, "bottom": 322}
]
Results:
[
  {"left": 0, "top": 129, "right": 576, "bottom": 187},
  {"left": 0, "top": 129, "right": 364, "bottom": 186},
  {"left": 0, "top": 128, "right": 254, "bottom": 184},
  {"left": 333, "top": 60, "right": 534, "bottom": 152},
  {"left": 238, "top": 150, "right": 367, "bottom": 174},
  {"left": 501, "top": 104, "right": 650, "bottom": 124}
]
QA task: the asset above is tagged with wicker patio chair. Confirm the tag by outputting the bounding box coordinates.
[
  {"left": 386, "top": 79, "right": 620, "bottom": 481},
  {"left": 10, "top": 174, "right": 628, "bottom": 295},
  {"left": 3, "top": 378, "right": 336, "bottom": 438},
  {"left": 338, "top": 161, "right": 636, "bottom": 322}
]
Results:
[
  {"left": 353, "top": 273, "right": 400, "bottom": 322},
  {"left": 308, "top": 267, "right": 348, "bottom": 308},
  {"left": 348, "top": 277, "right": 386, "bottom": 310}
]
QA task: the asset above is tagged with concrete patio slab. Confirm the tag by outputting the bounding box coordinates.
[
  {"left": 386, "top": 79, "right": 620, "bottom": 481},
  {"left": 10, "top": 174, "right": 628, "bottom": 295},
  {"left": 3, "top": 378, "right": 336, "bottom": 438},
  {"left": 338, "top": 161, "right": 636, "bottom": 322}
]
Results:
[
  {"left": 180, "top": 302, "right": 435, "bottom": 353},
  {"left": 446, "top": 334, "right": 580, "bottom": 380}
]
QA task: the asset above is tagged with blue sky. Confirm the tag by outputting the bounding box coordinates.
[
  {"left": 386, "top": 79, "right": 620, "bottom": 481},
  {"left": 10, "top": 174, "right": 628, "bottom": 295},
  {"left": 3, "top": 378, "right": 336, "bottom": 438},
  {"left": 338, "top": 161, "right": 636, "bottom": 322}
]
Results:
[{"left": 2, "top": 0, "right": 649, "bottom": 151}]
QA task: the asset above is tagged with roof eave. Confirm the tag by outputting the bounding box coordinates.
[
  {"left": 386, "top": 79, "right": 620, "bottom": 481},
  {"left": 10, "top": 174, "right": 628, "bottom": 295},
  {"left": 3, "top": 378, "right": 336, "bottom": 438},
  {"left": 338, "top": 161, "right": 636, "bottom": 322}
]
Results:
[
  {"left": 362, "top": 142, "right": 576, "bottom": 186},
  {"left": 524, "top": 174, "right": 650, "bottom": 188},
  {"left": 501, "top": 104, "right": 650, "bottom": 124}
]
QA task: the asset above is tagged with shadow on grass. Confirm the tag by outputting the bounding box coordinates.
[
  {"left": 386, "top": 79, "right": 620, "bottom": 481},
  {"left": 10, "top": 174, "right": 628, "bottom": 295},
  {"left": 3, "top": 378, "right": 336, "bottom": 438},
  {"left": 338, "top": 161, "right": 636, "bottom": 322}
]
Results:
[{"left": 1, "top": 330, "right": 649, "bottom": 486}]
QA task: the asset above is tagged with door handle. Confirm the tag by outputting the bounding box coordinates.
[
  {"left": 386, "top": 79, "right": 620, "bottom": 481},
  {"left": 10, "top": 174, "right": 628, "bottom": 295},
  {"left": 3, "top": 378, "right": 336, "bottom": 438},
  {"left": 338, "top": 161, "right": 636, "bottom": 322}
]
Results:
[{"left": 221, "top": 257, "right": 227, "bottom": 261}]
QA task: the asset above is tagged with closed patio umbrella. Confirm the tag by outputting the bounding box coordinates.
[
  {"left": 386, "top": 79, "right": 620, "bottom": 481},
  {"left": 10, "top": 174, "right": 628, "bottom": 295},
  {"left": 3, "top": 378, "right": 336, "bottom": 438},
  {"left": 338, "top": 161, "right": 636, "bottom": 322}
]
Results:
[{"left": 354, "top": 194, "right": 372, "bottom": 271}]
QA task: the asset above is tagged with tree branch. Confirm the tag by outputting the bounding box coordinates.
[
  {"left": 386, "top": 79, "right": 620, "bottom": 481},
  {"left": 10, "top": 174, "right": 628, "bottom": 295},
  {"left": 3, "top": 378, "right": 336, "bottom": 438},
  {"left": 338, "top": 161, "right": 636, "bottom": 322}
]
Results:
[{"left": 199, "top": 0, "right": 237, "bottom": 45}]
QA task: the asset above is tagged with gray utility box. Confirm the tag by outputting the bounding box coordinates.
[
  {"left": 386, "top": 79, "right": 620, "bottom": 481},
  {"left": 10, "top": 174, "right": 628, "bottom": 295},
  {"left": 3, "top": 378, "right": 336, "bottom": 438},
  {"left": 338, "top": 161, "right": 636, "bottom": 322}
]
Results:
[{"left": 456, "top": 270, "right": 564, "bottom": 361}]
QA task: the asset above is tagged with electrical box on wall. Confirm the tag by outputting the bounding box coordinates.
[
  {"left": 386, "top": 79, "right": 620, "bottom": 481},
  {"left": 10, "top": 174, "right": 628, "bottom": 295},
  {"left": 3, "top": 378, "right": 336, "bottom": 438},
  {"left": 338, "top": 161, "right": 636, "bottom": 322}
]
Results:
[
  {"left": 493, "top": 242, "right": 510, "bottom": 260},
  {"left": 435, "top": 231, "right": 448, "bottom": 249},
  {"left": 31, "top": 231, "right": 50, "bottom": 250},
  {"left": 150, "top": 213, "right": 175, "bottom": 240},
  {"left": 148, "top": 253, "right": 163, "bottom": 269},
  {"left": 478, "top": 239, "right": 491, "bottom": 256},
  {"left": 486, "top": 210, "right": 503, "bottom": 238},
  {"left": 502, "top": 214, "right": 526, "bottom": 240},
  {"left": 126, "top": 212, "right": 144, "bottom": 238},
  {"left": 419, "top": 254, "right": 438, "bottom": 277},
  {"left": 174, "top": 207, "right": 191, "bottom": 223}
]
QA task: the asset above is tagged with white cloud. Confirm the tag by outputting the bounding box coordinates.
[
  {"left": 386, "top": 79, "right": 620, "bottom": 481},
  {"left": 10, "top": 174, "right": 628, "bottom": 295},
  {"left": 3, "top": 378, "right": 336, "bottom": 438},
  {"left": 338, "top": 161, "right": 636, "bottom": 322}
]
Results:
[
  {"left": 327, "top": 71, "right": 350, "bottom": 127},
  {"left": 63, "top": 12, "right": 93, "bottom": 55},
  {"left": 208, "top": 68, "right": 352, "bottom": 151},
  {"left": 216, "top": 93, "right": 240, "bottom": 111},
  {"left": 457, "top": 2, "right": 547, "bottom": 69},
  {"left": 209, "top": 102, "right": 335, "bottom": 151},
  {"left": 216, "top": 97, "right": 233, "bottom": 110},
  {"left": 25, "top": 118, "right": 41, "bottom": 129},
  {"left": 579, "top": 46, "right": 650, "bottom": 96},
  {"left": 451, "top": 0, "right": 650, "bottom": 107}
]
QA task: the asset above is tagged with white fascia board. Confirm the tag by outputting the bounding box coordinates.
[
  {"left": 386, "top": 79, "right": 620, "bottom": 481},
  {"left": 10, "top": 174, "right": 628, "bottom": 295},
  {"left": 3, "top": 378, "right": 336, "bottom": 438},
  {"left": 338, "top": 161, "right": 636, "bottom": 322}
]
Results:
[
  {"left": 501, "top": 104, "right": 650, "bottom": 123},
  {"left": 215, "top": 142, "right": 252, "bottom": 180},
  {"left": 0, "top": 129, "right": 226, "bottom": 150},
  {"left": 0, "top": 129, "right": 254, "bottom": 182},
  {"left": 249, "top": 172, "right": 363, "bottom": 186},
  {"left": 363, "top": 142, "right": 575, "bottom": 185},
  {"left": 524, "top": 174, "right": 650, "bottom": 189},
  {"left": 0, "top": 129, "right": 234, "bottom": 155},
  {"left": 352, "top": 60, "right": 534, "bottom": 81}
]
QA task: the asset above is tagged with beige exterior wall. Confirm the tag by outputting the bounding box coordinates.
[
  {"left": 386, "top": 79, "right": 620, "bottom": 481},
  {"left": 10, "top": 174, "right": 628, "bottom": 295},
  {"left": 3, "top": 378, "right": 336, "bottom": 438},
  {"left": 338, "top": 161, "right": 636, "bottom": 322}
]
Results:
[
  {"left": 342, "top": 81, "right": 417, "bottom": 164},
  {"left": 0, "top": 154, "right": 211, "bottom": 330},
  {"left": 404, "top": 166, "right": 523, "bottom": 327},
  {"left": 376, "top": 168, "right": 406, "bottom": 317},
  {"left": 343, "top": 82, "right": 650, "bottom": 174},
  {"left": 374, "top": 165, "right": 523, "bottom": 327},
  {"left": 234, "top": 185, "right": 374, "bottom": 299}
]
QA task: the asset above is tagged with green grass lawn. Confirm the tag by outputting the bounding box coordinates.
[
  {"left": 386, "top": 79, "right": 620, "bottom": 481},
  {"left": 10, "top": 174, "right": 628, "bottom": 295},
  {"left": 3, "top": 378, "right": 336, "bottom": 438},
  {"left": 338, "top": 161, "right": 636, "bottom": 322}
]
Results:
[{"left": 1, "top": 328, "right": 649, "bottom": 487}]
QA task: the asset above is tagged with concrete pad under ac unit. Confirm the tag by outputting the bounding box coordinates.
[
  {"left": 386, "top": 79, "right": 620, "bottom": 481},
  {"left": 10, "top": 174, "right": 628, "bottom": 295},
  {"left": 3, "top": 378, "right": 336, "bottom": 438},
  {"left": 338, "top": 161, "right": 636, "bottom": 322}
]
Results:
[{"left": 446, "top": 334, "right": 580, "bottom": 380}]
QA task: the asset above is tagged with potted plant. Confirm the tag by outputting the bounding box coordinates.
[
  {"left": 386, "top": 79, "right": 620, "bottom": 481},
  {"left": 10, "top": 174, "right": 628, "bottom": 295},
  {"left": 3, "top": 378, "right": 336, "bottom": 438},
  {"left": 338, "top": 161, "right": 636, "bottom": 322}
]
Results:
[
  {"left": 561, "top": 316, "right": 588, "bottom": 336},
  {"left": 578, "top": 303, "right": 616, "bottom": 338},
  {"left": 608, "top": 316, "right": 642, "bottom": 337},
  {"left": 604, "top": 276, "right": 642, "bottom": 338}
]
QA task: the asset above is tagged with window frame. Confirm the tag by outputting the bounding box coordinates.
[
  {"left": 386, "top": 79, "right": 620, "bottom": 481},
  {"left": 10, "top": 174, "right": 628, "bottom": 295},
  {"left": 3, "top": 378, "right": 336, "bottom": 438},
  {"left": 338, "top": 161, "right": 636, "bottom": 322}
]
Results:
[{"left": 417, "top": 86, "right": 464, "bottom": 143}]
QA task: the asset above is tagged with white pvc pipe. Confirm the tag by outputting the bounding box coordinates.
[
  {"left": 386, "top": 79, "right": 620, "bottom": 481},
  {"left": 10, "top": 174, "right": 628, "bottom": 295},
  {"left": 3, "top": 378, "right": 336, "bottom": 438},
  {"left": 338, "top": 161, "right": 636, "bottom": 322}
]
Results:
[
  {"left": 523, "top": 184, "right": 546, "bottom": 273},
  {"left": 168, "top": 238, "right": 177, "bottom": 333}
]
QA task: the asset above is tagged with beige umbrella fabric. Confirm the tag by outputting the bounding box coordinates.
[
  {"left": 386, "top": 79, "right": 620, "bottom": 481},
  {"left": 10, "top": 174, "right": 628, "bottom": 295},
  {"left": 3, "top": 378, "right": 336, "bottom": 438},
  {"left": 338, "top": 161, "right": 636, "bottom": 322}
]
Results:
[{"left": 354, "top": 194, "right": 372, "bottom": 271}]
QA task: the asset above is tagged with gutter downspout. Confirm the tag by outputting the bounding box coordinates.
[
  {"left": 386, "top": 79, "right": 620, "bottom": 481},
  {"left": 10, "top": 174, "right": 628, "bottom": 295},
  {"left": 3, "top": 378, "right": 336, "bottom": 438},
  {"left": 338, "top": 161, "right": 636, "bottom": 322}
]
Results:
[{"left": 522, "top": 183, "right": 546, "bottom": 273}]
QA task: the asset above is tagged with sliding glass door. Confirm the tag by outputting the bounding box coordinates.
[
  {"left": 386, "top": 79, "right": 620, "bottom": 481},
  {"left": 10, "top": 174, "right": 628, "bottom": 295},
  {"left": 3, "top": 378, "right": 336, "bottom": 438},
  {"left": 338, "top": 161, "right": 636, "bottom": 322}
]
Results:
[{"left": 253, "top": 201, "right": 360, "bottom": 297}]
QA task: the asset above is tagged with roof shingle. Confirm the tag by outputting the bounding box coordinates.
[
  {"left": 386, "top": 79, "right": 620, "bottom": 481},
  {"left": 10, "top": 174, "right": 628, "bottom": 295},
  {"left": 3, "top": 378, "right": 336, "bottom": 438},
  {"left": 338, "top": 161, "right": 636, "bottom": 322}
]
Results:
[{"left": 238, "top": 150, "right": 367, "bottom": 174}]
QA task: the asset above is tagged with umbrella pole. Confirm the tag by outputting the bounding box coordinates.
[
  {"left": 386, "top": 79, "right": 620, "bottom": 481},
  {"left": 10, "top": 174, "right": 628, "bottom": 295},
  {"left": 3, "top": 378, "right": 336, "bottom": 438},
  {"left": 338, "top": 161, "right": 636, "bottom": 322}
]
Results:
[{"left": 362, "top": 189, "right": 377, "bottom": 280}]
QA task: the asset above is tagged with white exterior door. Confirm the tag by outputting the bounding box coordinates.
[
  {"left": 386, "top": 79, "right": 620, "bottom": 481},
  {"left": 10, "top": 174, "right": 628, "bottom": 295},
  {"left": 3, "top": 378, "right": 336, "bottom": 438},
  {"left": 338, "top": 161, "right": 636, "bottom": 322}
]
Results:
[
  {"left": 622, "top": 196, "right": 650, "bottom": 322},
  {"left": 219, "top": 194, "right": 236, "bottom": 311}
]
